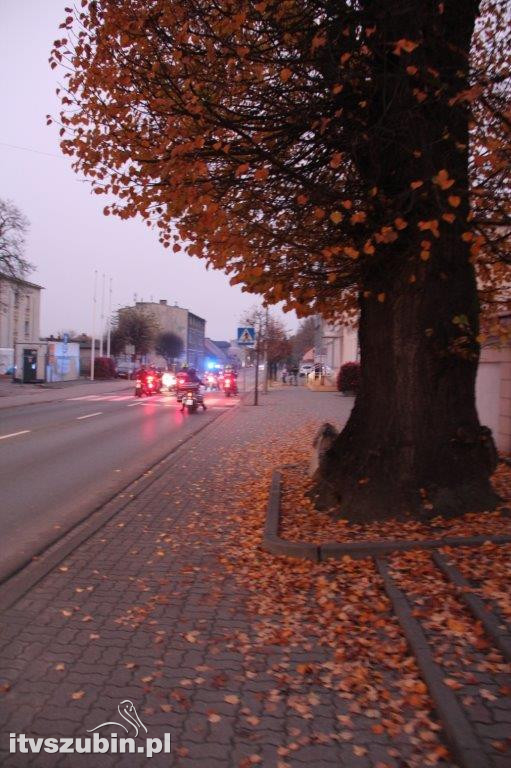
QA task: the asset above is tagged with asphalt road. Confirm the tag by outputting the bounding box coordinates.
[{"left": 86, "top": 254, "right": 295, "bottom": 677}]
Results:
[{"left": 0, "top": 387, "right": 238, "bottom": 582}]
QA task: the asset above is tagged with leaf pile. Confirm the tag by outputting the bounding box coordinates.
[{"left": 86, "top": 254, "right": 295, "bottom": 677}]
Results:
[{"left": 279, "top": 434, "right": 511, "bottom": 544}]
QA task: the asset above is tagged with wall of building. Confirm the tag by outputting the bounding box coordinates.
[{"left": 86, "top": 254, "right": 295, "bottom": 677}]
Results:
[
  {"left": 477, "top": 342, "right": 511, "bottom": 453},
  {"left": 314, "top": 317, "right": 359, "bottom": 372},
  {"left": 119, "top": 300, "right": 205, "bottom": 369},
  {"left": 0, "top": 275, "right": 42, "bottom": 349},
  {"left": 187, "top": 312, "right": 205, "bottom": 370}
]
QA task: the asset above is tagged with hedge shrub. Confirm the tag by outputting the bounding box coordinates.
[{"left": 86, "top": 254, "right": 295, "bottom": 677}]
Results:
[
  {"left": 94, "top": 356, "right": 116, "bottom": 379},
  {"left": 337, "top": 361, "right": 360, "bottom": 394}
]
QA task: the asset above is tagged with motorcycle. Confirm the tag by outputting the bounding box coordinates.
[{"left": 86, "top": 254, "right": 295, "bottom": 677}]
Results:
[
  {"left": 161, "top": 371, "right": 176, "bottom": 393},
  {"left": 223, "top": 375, "right": 237, "bottom": 397},
  {"left": 134, "top": 373, "right": 158, "bottom": 397},
  {"left": 205, "top": 373, "right": 218, "bottom": 391},
  {"left": 180, "top": 384, "right": 206, "bottom": 413}
]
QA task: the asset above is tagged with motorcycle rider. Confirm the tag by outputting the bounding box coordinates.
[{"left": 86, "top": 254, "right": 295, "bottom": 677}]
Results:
[
  {"left": 223, "top": 365, "right": 238, "bottom": 395},
  {"left": 178, "top": 366, "right": 207, "bottom": 411}
]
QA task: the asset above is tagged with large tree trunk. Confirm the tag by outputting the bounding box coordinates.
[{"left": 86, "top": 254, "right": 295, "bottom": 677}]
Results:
[
  {"left": 315, "top": 0, "right": 499, "bottom": 520},
  {"left": 316, "top": 254, "right": 499, "bottom": 520}
]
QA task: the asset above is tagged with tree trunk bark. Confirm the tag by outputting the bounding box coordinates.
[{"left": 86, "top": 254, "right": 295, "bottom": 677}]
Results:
[
  {"left": 314, "top": 0, "right": 499, "bottom": 520},
  {"left": 315, "top": 254, "right": 498, "bottom": 520}
]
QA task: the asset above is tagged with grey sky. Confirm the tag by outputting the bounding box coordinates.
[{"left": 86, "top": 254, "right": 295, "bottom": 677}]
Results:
[{"left": 0, "top": 0, "right": 298, "bottom": 341}]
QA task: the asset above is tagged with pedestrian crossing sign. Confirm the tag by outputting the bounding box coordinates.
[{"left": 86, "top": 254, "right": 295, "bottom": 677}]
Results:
[{"left": 237, "top": 326, "right": 255, "bottom": 346}]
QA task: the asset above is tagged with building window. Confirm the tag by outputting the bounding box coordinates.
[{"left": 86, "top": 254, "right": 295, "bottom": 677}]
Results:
[{"left": 24, "top": 320, "right": 30, "bottom": 338}]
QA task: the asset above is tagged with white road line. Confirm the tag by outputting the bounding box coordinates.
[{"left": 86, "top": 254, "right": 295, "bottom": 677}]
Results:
[
  {"left": 127, "top": 402, "right": 143, "bottom": 407},
  {"left": 67, "top": 395, "right": 101, "bottom": 401},
  {"left": 76, "top": 412, "right": 102, "bottom": 420},
  {"left": 0, "top": 430, "right": 31, "bottom": 441}
]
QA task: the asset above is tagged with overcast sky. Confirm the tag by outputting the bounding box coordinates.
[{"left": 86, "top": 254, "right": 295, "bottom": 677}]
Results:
[{"left": 0, "top": 0, "right": 298, "bottom": 341}]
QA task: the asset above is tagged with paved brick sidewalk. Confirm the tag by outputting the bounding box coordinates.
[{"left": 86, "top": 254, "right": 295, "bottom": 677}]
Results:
[{"left": 0, "top": 388, "right": 464, "bottom": 768}]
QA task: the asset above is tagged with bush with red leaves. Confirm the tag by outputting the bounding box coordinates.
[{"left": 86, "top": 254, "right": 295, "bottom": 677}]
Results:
[
  {"left": 337, "top": 362, "right": 360, "bottom": 394},
  {"left": 94, "top": 356, "right": 116, "bottom": 379}
]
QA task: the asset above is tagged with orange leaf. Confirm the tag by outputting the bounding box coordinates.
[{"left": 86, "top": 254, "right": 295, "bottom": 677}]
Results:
[
  {"left": 433, "top": 169, "right": 455, "bottom": 190},
  {"left": 448, "top": 195, "right": 461, "bottom": 207},
  {"left": 410, "top": 180, "right": 423, "bottom": 190},
  {"left": 254, "top": 167, "right": 269, "bottom": 181},
  {"left": 280, "top": 68, "right": 292, "bottom": 82},
  {"left": 71, "top": 690, "right": 85, "bottom": 700},
  {"left": 330, "top": 211, "right": 343, "bottom": 224},
  {"left": 393, "top": 39, "right": 419, "bottom": 55}
]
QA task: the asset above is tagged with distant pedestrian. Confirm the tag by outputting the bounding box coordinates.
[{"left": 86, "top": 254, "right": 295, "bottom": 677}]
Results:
[
  {"left": 281, "top": 367, "right": 288, "bottom": 384},
  {"left": 290, "top": 364, "right": 299, "bottom": 385}
]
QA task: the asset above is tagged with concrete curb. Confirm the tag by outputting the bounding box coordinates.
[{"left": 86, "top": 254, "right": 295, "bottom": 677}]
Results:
[
  {"left": 263, "top": 471, "right": 319, "bottom": 561},
  {"left": 432, "top": 551, "right": 511, "bottom": 663},
  {"left": 376, "top": 558, "right": 492, "bottom": 768},
  {"left": 262, "top": 470, "right": 511, "bottom": 560},
  {"left": 0, "top": 402, "right": 240, "bottom": 612}
]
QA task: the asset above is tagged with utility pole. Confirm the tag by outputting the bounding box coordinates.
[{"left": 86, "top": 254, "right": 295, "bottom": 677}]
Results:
[
  {"left": 106, "top": 277, "right": 112, "bottom": 358},
  {"left": 90, "top": 270, "right": 98, "bottom": 380}
]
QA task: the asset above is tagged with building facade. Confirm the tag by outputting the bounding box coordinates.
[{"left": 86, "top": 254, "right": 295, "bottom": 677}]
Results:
[
  {"left": 0, "top": 273, "right": 42, "bottom": 352},
  {"left": 313, "top": 316, "right": 359, "bottom": 373},
  {"left": 118, "top": 299, "right": 205, "bottom": 370}
]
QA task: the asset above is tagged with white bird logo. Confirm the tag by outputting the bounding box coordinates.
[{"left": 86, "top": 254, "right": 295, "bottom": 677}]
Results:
[{"left": 87, "top": 699, "right": 148, "bottom": 738}]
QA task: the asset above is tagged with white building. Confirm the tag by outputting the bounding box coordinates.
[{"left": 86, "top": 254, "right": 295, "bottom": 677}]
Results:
[
  {"left": 0, "top": 273, "right": 43, "bottom": 373},
  {"left": 313, "top": 316, "right": 359, "bottom": 373}
]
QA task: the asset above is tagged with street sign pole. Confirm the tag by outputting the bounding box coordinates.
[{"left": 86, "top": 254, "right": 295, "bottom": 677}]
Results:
[
  {"left": 264, "top": 306, "right": 269, "bottom": 394},
  {"left": 254, "top": 329, "right": 260, "bottom": 406}
]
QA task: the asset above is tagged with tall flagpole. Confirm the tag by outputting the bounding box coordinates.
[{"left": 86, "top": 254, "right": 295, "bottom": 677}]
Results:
[
  {"left": 90, "top": 269, "right": 98, "bottom": 380},
  {"left": 99, "top": 272, "right": 105, "bottom": 357},
  {"left": 106, "top": 277, "right": 112, "bottom": 358}
]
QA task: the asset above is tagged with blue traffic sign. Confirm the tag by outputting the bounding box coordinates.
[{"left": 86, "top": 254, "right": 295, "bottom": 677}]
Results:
[{"left": 237, "top": 326, "right": 255, "bottom": 346}]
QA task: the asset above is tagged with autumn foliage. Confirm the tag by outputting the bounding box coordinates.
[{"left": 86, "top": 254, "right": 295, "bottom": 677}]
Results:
[
  {"left": 50, "top": 0, "right": 509, "bottom": 519},
  {"left": 50, "top": 0, "right": 509, "bottom": 319}
]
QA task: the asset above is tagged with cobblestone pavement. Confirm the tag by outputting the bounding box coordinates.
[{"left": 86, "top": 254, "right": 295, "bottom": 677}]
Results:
[{"left": 0, "top": 387, "right": 506, "bottom": 768}]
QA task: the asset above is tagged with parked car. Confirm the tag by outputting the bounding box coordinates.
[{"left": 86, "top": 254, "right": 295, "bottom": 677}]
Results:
[
  {"left": 115, "top": 362, "right": 136, "bottom": 379},
  {"left": 299, "top": 363, "right": 314, "bottom": 376}
]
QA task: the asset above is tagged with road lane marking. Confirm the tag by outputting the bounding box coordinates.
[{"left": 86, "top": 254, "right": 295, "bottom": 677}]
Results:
[
  {"left": 67, "top": 395, "right": 102, "bottom": 401},
  {"left": 0, "top": 430, "right": 31, "bottom": 441},
  {"left": 76, "top": 412, "right": 102, "bottom": 420}
]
